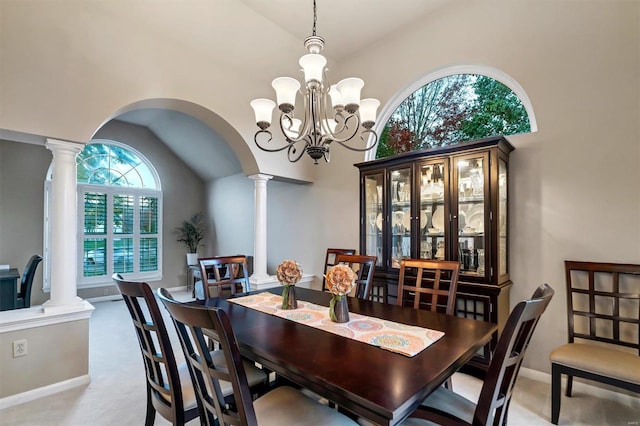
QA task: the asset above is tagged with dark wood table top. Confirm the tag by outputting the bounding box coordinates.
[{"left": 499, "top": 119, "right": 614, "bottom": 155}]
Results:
[{"left": 204, "top": 287, "right": 496, "bottom": 425}]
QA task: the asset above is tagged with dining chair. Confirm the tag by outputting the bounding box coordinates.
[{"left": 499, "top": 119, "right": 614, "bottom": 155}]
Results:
[
  {"left": 334, "top": 253, "right": 377, "bottom": 301},
  {"left": 397, "top": 259, "right": 460, "bottom": 314},
  {"left": 113, "top": 274, "right": 201, "bottom": 426},
  {"left": 322, "top": 248, "right": 357, "bottom": 291},
  {"left": 15, "top": 254, "right": 42, "bottom": 309},
  {"left": 402, "top": 283, "right": 555, "bottom": 426},
  {"left": 397, "top": 259, "right": 460, "bottom": 389},
  {"left": 198, "top": 255, "right": 250, "bottom": 299},
  {"left": 157, "top": 288, "right": 359, "bottom": 426},
  {"left": 549, "top": 261, "right": 640, "bottom": 425}
]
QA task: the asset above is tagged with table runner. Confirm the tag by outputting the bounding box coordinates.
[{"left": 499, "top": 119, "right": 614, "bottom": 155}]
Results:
[{"left": 229, "top": 292, "right": 444, "bottom": 357}]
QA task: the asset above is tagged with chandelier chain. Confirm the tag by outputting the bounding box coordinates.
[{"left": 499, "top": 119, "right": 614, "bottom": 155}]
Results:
[{"left": 312, "top": 0, "right": 317, "bottom": 36}]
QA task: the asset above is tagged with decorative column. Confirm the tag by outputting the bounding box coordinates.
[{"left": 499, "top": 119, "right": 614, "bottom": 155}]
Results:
[
  {"left": 248, "top": 174, "right": 274, "bottom": 288},
  {"left": 43, "top": 138, "right": 84, "bottom": 312}
]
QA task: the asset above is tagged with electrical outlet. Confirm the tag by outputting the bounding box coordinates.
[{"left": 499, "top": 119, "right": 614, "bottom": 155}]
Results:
[{"left": 13, "top": 339, "right": 27, "bottom": 357}]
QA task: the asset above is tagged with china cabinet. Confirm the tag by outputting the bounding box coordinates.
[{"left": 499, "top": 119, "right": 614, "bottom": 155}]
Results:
[{"left": 356, "top": 136, "right": 514, "bottom": 370}]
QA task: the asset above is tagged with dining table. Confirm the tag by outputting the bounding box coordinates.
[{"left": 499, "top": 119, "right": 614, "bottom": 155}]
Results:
[{"left": 204, "top": 286, "right": 497, "bottom": 426}]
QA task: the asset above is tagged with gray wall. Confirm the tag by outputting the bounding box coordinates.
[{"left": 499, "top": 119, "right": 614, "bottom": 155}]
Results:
[
  {"left": 0, "top": 140, "right": 50, "bottom": 305},
  {"left": 0, "top": 120, "right": 205, "bottom": 305}
]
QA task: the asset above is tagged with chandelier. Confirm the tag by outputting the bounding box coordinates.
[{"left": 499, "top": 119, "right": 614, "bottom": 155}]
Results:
[{"left": 250, "top": 0, "right": 380, "bottom": 164}]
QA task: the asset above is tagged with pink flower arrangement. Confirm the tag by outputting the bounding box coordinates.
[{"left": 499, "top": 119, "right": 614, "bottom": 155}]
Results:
[
  {"left": 325, "top": 264, "right": 356, "bottom": 296},
  {"left": 276, "top": 260, "right": 302, "bottom": 286}
]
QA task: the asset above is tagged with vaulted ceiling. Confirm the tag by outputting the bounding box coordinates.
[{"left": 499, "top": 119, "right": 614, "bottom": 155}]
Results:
[{"left": 111, "top": 0, "right": 447, "bottom": 181}]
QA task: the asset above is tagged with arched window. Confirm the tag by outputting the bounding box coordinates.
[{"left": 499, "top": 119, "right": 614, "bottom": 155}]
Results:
[
  {"left": 44, "top": 141, "right": 162, "bottom": 290},
  {"left": 375, "top": 71, "right": 534, "bottom": 159}
]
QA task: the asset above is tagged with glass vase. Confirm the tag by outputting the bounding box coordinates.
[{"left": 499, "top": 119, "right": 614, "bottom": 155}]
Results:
[
  {"left": 329, "top": 295, "right": 349, "bottom": 323},
  {"left": 281, "top": 285, "right": 297, "bottom": 310}
]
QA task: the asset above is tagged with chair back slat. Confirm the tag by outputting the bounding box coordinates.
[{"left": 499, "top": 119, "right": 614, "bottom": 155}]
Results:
[
  {"left": 198, "top": 255, "right": 250, "bottom": 299},
  {"left": 564, "top": 261, "right": 640, "bottom": 354},
  {"left": 158, "top": 288, "right": 258, "bottom": 426},
  {"left": 334, "top": 254, "right": 377, "bottom": 301},
  {"left": 397, "top": 259, "right": 460, "bottom": 314},
  {"left": 113, "top": 275, "right": 198, "bottom": 425},
  {"left": 474, "top": 283, "right": 554, "bottom": 426}
]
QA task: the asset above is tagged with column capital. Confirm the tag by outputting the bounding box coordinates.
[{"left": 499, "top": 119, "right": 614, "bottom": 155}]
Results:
[
  {"left": 248, "top": 174, "right": 273, "bottom": 183},
  {"left": 45, "top": 138, "right": 84, "bottom": 155}
]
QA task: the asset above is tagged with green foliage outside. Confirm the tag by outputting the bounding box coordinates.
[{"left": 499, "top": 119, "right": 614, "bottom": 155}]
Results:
[{"left": 376, "top": 75, "right": 530, "bottom": 158}]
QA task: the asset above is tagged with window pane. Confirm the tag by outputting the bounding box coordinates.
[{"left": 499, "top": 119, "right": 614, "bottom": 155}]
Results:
[
  {"left": 140, "top": 238, "right": 158, "bottom": 272},
  {"left": 84, "top": 193, "right": 107, "bottom": 234},
  {"left": 83, "top": 239, "right": 106, "bottom": 277},
  {"left": 114, "top": 238, "right": 134, "bottom": 273},
  {"left": 77, "top": 143, "right": 158, "bottom": 189},
  {"left": 140, "top": 197, "right": 158, "bottom": 234},
  {"left": 113, "top": 195, "right": 134, "bottom": 234}
]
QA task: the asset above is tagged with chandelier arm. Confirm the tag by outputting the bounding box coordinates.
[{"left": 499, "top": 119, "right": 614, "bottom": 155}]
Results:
[
  {"left": 287, "top": 139, "right": 309, "bottom": 162},
  {"left": 278, "top": 113, "right": 307, "bottom": 144},
  {"left": 254, "top": 129, "right": 293, "bottom": 153},
  {"left": 332, "top": 128, "right": 379, "bottom": 152},
  {"left": 325, "top": 113, "right": 361, "bottom": 143}
]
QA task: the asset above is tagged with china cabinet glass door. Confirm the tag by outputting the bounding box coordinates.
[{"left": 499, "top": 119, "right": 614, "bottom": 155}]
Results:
[
  {"left": 455, "top": 153, "right": 489, "bottom": 277},
  {"left": 363, "top": 173, "right": 383, "bottom": 263},
  {"left": 417, "top": 161, "right": 447, "bottom": 261},
  {"left": 389, "top": 167, "right": 411, "bottom": 269},
  {"left": 498, "top": 158, "right": 508, "bottom": 276}
]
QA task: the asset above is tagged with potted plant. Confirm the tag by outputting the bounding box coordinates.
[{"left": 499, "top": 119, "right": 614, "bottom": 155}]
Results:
[{"left": 175, "top": 213, "right": 206, "bottom": 265}]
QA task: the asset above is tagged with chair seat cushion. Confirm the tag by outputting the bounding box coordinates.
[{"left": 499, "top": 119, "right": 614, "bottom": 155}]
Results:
[
  {"left": 419, "top": 385, "right": 476, "bottom": 424},
  {"left": 254, "top": 386, "right": 358, "bottom": 425},
  {"left": 210, "top": 350, "right": 267, "bottom": 394},
  {"left": 550, "top": 343, "right": 640, "bottom": 385}
]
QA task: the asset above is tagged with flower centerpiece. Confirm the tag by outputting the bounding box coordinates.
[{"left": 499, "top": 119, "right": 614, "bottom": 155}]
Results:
[
  {"left": 325, "top": 264, "right": 356, "bottom": 323},
  {"left": 276, "top": 259, "right": 302, "bottom": 309}
]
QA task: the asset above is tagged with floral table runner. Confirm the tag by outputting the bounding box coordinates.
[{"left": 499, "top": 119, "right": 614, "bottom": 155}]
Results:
[{"left": 229, "top": 292, "right": 445, "bottom": 357}]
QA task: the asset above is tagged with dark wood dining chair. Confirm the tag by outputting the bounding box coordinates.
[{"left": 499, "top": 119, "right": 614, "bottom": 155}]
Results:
[
  {"left": 404, "top": 283, "right": 555, "bottom": 426},
  {"left": 550, "top": 261, "right": 640, "bottom": 425},
  {"left": 398, "top": 259, "right": 460, "bottom": 389},
  {"left": 15, "top": 254, "right": 42, "bottom": 309},
  {"left": 198, "top": 255, "right": 250, "bottom": 299},
  {"left": 322, "top": 248, "right": 356, "bottom": 291},
  {"left": 112, "top": 274, "right": 201, "bottom": 426},
  {"left": 397, "top": 259, "right": 460, "bottom": 314},
  {"left": 334, "top": 253, "right": 377, "bottom": 301},
  {"left": 157, "top": 288, "right": 359, "bottom": 426}
]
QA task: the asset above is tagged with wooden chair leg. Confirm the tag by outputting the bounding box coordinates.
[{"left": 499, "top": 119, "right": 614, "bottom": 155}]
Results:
[
  {"left": 565, "top": 374, "right": 573, "bottom": 397},
  {"left": 551, "top": 363, "right": 562, "bottom": 425}
]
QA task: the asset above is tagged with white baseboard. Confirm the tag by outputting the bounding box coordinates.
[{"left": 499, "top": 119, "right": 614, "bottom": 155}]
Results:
[
  {"left": 0, "top": 375, "right": 90, "bottom": 410},
  {"left": 85, "top": 294, "right": 123, "bottom": 303}
]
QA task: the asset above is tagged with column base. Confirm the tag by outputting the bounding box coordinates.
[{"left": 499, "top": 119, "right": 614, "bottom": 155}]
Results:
[{"left": 42, "top": 297, "right": 86, "bottom": 314}]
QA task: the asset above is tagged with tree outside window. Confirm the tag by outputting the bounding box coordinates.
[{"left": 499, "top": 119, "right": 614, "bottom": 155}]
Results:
[{"left": 376, "top": 74, "right": 531, "bottom": 159}]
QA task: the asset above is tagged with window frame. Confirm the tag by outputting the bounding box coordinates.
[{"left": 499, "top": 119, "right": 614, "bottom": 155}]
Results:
[{"left": 43, "top": 141, "right": 163, "bottom": 291}]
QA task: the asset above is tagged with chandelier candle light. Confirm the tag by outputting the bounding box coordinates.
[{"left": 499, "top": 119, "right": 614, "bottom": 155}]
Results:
[{"left": 250, "top": 0, "right": 380, "bottom": 164}]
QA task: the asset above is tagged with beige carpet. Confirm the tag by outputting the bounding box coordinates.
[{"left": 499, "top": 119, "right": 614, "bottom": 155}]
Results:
[{"left": 0, "top": 292, "right": 638, "bottom": 426}]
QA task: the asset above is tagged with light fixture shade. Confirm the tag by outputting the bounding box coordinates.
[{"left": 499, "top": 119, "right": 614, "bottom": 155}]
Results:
[
  {"left": 272, "top": 77, "right": 300, "bottom": 111},
  {"left": 328, "top": 85, "right": 343, "bottom": 109},
  {"left": 359, "top": 98, "right": 380, "bottom": 123},
  {"left": 250, "top": 98, "right": 276, "bottom": 125},
  {"left": 299, "top": 53, "right": 327, "bottom": 84},
  {"left": 283, "top": 118, "right": 302, "bottom": 138},
  {"left": 337, "top": 78, "right": 364, "bottom": 107}
]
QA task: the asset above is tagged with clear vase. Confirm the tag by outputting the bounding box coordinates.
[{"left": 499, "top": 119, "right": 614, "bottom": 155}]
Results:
[
  {"left": 281, "top": 285, "right": 297, "bottom": 310},
  {"left": 329, "top": 295, "right": 349, "bottom": 323}
]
